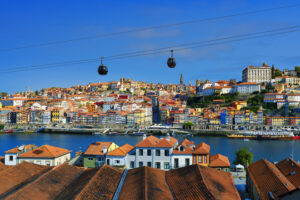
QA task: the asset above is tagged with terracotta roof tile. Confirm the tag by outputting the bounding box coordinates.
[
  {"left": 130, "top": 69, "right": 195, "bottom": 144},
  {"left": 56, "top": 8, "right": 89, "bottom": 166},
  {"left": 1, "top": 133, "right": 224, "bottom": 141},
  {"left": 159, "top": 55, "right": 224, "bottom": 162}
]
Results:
[
  {"left": 135, "top": 135, "right": 177, "bottom": 148},
  {"left": 276, "top": 158, "right": 300, "bottom": 188},
  {"left": 119, "top": 167, "right": 173, "bottom": 200},
  {"left": 193, "top": 142, "right": 210, "bottom": 154},
  {"left": 107, "top": 144, "right": 134, "bottom": 156},
  {"left": 247, "top": 159, "right": 296, "bottom": 200},
  {"left": 18, "top": 145, "right": 71, "bottom": 158},
  {"left": 209, "top": 154, "right": 231, "bottom": 168},
  {"left": 5, "top": 145, "right": 37, "bottom": 154},
  {"left": 135, "top": 136, "right": 160, "bottom": 147},
  {"left": 74, "top": 165, "right": 123, "bottom": 200},
  {"left": 166, "top": 164, "right": 240, "bottom": 200},
  {"left": 56, "top": 168, "right": 99, "bottom": 200},
  {"left": 0, "top": 162, "right": 51, "bottom": 198},
  {"left": 84, "top": 142, "right": 113, "bottom": 156},
  {"left": 6, "top": 164, "right": 83, "bottom": 200}
]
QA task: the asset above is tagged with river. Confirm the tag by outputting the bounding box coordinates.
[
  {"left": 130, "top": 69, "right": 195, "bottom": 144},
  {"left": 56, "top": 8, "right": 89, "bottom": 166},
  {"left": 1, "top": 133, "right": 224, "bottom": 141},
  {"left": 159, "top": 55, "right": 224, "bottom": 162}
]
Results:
[{"left": 0, "top": 133, "right": 299, "bottom": 164}]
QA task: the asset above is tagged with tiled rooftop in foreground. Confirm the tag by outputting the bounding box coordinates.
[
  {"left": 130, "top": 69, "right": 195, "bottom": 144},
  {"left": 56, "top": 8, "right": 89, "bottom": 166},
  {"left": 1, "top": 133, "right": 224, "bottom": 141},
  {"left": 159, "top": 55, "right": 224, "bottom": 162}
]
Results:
[{"left": 0, "top": 162, "right": 241, "bottom": 200}]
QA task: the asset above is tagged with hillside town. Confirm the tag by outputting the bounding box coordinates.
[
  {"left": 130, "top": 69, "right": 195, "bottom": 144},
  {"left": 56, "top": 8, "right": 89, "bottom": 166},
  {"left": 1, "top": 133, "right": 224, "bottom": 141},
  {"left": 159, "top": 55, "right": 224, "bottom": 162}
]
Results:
[{"left": 1, "top": 63, "right": 300, "bottom": 129}]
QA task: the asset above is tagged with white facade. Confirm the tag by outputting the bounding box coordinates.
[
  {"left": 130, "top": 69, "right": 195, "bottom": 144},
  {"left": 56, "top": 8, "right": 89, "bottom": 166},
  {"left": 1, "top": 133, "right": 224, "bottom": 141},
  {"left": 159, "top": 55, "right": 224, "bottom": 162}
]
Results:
[
  {"left": 5, "top": 153, "right": 18, "bottom": 166},
  {"left": 232, "top": 83, "right": 260, "bottom": 94},
  {"left": 242, "top": 65, "right": 271, "bottom": 83},
  {"left": 171, "top": 154, "right": 192, "bottom": 169},
  {"left": 127, "top": 147, "right": 173, "bottom": 170},
  {"left": 18, "top": 153, "right": 71, "bottom": 166}
]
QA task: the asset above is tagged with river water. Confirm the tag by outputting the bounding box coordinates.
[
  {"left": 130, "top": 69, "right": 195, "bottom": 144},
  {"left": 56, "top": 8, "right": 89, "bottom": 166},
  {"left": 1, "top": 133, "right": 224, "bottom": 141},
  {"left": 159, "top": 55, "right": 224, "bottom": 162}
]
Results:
[{"left": 0, "top": 133, "right": 299, "bottom": 164}]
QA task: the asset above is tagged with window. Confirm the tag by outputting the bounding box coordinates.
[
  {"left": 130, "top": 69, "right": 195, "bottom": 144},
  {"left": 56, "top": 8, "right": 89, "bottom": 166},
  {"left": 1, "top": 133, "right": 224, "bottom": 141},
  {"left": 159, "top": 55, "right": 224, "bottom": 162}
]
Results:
[
  {"left": 165, "top": 150, "right": 169, "bottom": 156},
  {"left": 155, "top": 150, "right": 160, "bottom": 156},
  {"left": 164, "top": 162, "right": 170, "bottom": 169},
  {"left": 46, "top": 161, "right": 51, "bottom": 166},
  {"left": 9, "top": 156, "right": 13, "bottom": 161},
  {"left": 115, "top": 160, "right": 120, "bottom": 164},
  {"left": 199, "top": 156, "right": 203, "bottom": 163},
  {"left": 98, "top": 157, "right": 103, "bottom": 161},
  {"left": 185, "top": 158, "right": 190, "bottom": 166},
  {"left": 139, "top": 149, "right": 143, "bottom": 156},
  {"left": 147, "top": 162, "right": 152, "bottom": 167},
  {"left": 130, "top": 161, "right": 134, "bottom": 168},
  {"left": 155, "top": 162, "right": 161, "bottom": 169},
  {"left": 88, "top": 157, "right": 93, "bottom": 161},
  {"left": 107, "top": 159, "right": 110, "bottom": 165},
  {"left": 204, "top": 156, "right": 207, "bottom": 164},
  {"left": 147, "top": 149, "right": 151, "bottom": 156},
  {"left": 139, "top": 162, "right": 143, "bottom": 167}
]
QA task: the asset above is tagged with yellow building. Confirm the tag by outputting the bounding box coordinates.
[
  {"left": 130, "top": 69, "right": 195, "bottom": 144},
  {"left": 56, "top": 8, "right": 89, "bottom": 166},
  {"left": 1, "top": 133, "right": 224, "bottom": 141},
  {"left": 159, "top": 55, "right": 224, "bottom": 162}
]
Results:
[{"left": 232, "top": 101, "right": 247, "bottom": 111}]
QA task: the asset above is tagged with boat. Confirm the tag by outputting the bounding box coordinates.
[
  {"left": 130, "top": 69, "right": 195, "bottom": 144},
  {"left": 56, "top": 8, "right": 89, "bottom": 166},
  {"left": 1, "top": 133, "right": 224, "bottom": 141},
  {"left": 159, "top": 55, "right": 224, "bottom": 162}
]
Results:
[
  {"left": 7, "top": 130, "right": 14, "bottom": 133},
  {"left": 132, "top": 129, "right": 145, "bottom": 136},
  {"left": 228, "top": 130, "right": 299, "bottom": 141}
]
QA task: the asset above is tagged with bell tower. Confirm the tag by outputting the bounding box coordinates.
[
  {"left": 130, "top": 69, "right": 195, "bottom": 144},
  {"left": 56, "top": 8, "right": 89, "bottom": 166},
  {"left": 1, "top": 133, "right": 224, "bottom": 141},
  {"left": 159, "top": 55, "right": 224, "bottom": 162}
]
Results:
[{"left": 180, "top": 73, "right": 183, "bottom": 85}]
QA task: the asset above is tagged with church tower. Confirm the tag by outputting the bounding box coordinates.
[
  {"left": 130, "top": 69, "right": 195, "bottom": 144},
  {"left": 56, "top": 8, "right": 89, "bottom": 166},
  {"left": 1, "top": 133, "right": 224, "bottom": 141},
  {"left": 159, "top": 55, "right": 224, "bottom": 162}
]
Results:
[{"left": 180, "top": 73, "right": 183, "bottom": 85}]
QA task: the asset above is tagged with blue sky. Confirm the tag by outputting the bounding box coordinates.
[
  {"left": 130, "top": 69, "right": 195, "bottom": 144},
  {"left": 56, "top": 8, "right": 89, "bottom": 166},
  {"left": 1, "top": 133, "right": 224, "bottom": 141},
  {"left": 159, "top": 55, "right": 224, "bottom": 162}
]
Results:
[{"left": 1, "top": 0, "right": 300, "bottom": 93}]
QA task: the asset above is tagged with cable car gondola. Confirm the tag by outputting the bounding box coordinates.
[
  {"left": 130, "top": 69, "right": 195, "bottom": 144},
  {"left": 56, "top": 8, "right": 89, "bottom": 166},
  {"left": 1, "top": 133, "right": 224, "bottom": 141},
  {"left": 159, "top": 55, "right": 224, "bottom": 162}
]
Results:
[
  {"left": 167, "top": 49, "right": 176, "bottom": 68},
  {"left": 98, "top": 56, "right": 108, "bottom": 75}
]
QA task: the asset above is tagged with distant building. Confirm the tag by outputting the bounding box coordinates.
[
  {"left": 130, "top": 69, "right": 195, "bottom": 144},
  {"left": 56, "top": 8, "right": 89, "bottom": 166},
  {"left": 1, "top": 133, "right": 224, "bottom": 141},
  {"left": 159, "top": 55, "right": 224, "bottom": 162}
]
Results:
[
  {"left": 232, "top": 82, "right": 260, "bottom": 94},
  {"left": 242, "top": 63, "right": 272, "bottom": 83}
]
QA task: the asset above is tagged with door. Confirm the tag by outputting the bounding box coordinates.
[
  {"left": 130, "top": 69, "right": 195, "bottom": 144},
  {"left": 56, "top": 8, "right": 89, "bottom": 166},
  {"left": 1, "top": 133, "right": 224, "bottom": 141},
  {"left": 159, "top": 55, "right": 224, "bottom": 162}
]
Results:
[{"left": 174, "top": 158, "right": 179, "bottom": 169}]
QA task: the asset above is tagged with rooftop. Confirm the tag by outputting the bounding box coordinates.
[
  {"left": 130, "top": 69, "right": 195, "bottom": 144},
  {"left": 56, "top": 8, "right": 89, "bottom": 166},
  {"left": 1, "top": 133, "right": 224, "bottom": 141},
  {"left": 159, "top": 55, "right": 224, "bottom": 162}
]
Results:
[
  {"left": 83, "top": 142, "right": 113, "bottom": 156},
  {"left": 18, "top": 145, "right": 71, "bottom": 158}
]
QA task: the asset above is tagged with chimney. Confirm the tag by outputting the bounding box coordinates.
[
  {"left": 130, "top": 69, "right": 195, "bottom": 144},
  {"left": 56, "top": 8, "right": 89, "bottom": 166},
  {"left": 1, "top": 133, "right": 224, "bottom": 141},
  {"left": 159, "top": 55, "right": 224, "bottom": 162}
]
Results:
[
  {"left": 103, "top": 146, "right": 107, "bottom": 154},
  {"left": 143, "top": 133, "right": 147, "bottom": 140},
  {"left": 166, "top": 133, "right": 170, "bottom": 141}
]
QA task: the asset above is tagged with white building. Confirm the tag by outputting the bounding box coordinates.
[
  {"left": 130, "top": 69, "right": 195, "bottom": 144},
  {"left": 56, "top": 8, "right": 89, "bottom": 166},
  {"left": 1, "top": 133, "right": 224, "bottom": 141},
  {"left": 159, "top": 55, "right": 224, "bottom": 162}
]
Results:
[
  {"left": 4, "top": 145, "right": 37, "bottom": 166},
  {"left": 232, "top": 82, "right": 260, "bottom": 94},
  {"left": 106, "top": 144, "right": 134, "bottom": 169},
  {"left": 127, "top": 134, "right": 178, "bottom": 170},
  {"left": 242, "top": 63, "right": 272, "bottom": 83},
  {"left": 171, "top": 139, "right": 194, "bottom": 169},
  {"left": 18, "top": 145, "right": 71, "bottom": 166}
]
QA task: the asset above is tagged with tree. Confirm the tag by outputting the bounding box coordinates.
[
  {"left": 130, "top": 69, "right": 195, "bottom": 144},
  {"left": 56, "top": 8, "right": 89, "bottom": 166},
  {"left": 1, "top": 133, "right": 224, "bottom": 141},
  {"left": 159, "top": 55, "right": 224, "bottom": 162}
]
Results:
[
  {"left": 0, "top": 124, "right": 4, "bottom": 130},
  {"left": 234, "top": 148, "right": 253, "bottom": 166},
  {"left": 295, "top": 66, "right": 300, "bottom": 78},
  {"left": 183, "top": 122, "right": 194, "bottom": 129}
]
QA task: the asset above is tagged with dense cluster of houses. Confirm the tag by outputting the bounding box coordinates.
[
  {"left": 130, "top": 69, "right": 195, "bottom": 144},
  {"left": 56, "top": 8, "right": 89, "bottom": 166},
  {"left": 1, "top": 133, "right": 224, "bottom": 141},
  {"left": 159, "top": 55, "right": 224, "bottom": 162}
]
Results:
[{"left": 1, "top": 63, "right": 300, "bottom": 128}]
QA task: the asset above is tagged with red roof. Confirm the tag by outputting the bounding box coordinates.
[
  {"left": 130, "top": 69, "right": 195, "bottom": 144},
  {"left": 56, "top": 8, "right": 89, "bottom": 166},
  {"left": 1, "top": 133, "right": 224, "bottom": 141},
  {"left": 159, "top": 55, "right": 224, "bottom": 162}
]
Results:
[{"left": 135, "top": 135, "right": 177, "bottom": 148}]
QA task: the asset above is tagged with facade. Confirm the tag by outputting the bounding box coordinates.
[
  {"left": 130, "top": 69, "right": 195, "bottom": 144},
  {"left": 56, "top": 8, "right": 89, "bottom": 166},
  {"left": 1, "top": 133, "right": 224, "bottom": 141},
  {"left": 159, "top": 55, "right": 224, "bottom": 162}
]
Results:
[
  {"left": 4, "top": 144, "right": 37, "bottom": 166},
  {"left": 83, "top": 142, "right": 119, "bottom": 168},
  {"left": 127, "top": 134, "right": 178, "bottom": 170},
  {"left": 242, "top": 63, "right": 272, "bottom": 83},
  {"left": 232, "top": 82, "right": 260, "bottom": 94},
  {"left": 106, "top": 144, "right": 134, "bottom": 169},
  {"left": 18, "top": 145, "right": 71, "bottom": 166}
]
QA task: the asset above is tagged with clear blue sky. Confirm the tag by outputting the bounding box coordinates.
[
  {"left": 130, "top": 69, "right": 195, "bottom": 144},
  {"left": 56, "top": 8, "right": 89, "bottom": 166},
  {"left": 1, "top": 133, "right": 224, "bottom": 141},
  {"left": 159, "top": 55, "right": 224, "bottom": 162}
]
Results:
[{"left": 1, "top": 0, "right": 300, "bottom": 93}]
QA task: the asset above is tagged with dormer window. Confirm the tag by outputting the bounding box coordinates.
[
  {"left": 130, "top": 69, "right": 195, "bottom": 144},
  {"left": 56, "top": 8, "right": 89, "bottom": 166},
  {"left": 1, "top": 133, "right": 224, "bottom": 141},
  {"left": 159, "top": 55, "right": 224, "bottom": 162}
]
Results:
[{"left": 179, "top": 146, "right": 185, "bottom": 151}]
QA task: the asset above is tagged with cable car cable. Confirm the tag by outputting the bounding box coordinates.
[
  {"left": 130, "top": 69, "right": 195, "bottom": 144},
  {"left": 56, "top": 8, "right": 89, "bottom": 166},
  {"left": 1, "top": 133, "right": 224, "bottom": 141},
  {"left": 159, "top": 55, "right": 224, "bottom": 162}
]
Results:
[
  {"left": 0, "top": 26, "right": 300, "bottom": 73},
  {"left": 1, "top": 3, "right": 300, "bottom": 52}
]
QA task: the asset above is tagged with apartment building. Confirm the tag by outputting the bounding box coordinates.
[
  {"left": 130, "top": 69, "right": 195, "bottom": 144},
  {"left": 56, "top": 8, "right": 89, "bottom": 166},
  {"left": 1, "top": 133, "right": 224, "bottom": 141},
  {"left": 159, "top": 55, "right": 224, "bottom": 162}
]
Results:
[{"left": 242, "top": 63, "right": 272, "bottom": 83}]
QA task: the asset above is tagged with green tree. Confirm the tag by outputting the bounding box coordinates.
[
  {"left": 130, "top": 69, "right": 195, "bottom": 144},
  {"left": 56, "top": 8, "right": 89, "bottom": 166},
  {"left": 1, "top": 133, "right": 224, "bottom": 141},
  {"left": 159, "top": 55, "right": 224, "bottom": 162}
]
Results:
[
  {"left": 234, "top": 148, "right": 253, "bottom": 166},
  {"left": 295, "top": 66, "right": 300, "bottom": 78},
  {"left": 0, "top": 124, "right": 4, "bottom": 130},
  {"left": 183, "top": 122, "right": 194, "bottom": 129}
]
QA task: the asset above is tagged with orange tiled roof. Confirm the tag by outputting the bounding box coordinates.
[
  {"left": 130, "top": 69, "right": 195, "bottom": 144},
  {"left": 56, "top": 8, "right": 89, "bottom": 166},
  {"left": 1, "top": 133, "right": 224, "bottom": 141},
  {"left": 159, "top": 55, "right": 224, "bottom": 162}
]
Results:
[
  {"left": 166, "top": 164, "right": 241, "bottom": 200},
  {"left": 209, "top": 154, "right": 230, "bottom": 168},
  {"left": 84, "top": 142, "right": 113, "bottom": 156},
  {"left": 18, "top": 145, "right": 71, "bottom": 158},
  {"left": 5, "top": 144, "right": 37, "bottom": 154},
  {"left": 276, "top": 158, "right": 300, "bottom": 188},
  {"left": 119, "top": 167, "right": 173, "bottom": 200},
  {"left": 107, "top": 144, "right": 134, "bottom": 156},
  {"left": 135, "top": 135, "right": 177, "bottom": 148},
  {"left": 193, "top": 142, "right": 210, "bottom": 154},
  {"left": 247, "top": 159, "right": 296, "bottom": 199}
]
